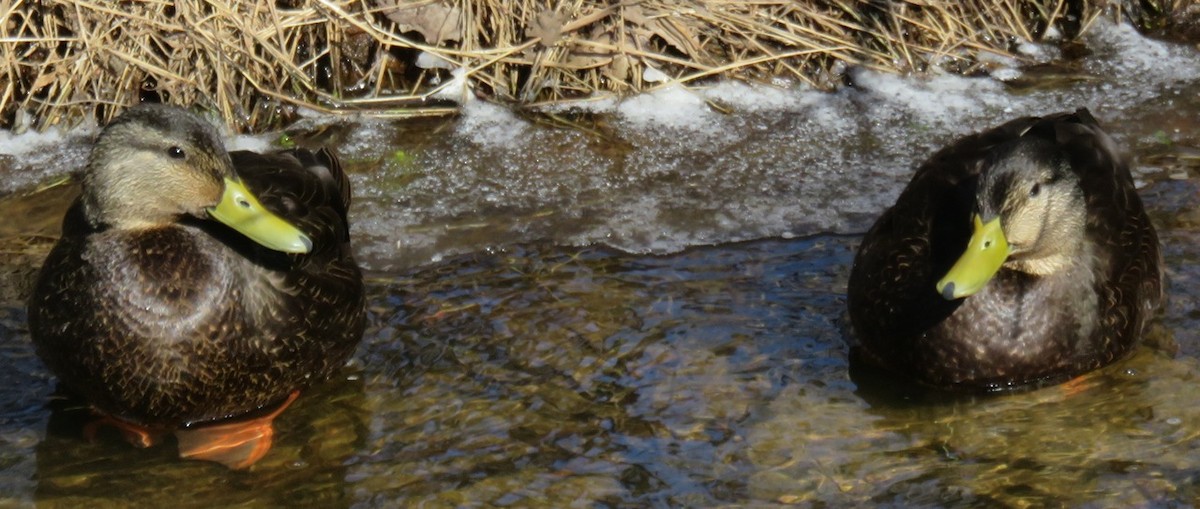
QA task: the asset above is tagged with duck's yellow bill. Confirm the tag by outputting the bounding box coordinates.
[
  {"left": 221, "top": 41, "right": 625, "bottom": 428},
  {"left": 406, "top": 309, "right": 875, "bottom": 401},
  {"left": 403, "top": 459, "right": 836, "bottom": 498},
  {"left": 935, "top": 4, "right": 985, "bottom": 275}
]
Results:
[
  {"left": 208, "top": 177, "right": 312, "bottom": 254},
  {"left": 935, "top": 215, "right": 1008, "bottom": 300}
]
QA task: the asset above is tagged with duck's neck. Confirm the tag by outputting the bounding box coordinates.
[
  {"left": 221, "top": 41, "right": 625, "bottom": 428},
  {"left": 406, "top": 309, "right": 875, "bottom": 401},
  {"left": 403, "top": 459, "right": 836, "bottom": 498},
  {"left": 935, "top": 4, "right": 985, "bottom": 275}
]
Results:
[
  {"left": 1005, "top": 238, "right": 1090, "bottom": 277},
  {"left": 81, "top": 188, "right": 172, "bottom": 231}
]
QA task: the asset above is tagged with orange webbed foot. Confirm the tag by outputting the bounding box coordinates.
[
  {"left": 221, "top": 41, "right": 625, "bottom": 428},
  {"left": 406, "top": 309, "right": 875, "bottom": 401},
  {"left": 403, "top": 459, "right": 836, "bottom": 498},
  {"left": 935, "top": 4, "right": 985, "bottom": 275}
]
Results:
[
  {"left": 83, "top": 412, "right": 167, "bottom": 448},
  {"left": 174, "top": 391, "right": 300, "bottom": 470},
  {"left": 1058, "top": 372, "right": 1100, "bottom": 397}
]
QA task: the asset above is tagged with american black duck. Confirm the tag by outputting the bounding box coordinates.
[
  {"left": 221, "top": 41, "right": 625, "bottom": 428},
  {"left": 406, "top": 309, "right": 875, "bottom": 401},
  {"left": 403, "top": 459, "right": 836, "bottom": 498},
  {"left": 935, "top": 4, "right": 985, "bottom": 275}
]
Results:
[
  {"left": 848, "top": 109, "right": 1162, "bottom": 392},
  {"left": 28, "top": 104, "right": 365, "bottom": 467}
]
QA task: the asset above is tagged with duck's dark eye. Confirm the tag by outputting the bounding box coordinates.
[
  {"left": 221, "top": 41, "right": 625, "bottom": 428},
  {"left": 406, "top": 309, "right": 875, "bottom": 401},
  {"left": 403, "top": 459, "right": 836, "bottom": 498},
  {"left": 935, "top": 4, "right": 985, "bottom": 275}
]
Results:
[
  {"left": 1029, "top": 183, "right": 1041, "bottom": 198},
  {"left": 167, "top": 146, "right": 186, "bottom": 159}
]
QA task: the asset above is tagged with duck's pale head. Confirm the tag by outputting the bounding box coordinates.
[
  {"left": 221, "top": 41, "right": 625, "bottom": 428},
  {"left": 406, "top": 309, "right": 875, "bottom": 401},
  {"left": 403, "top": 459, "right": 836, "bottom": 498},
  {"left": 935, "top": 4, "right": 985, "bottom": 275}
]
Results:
[
  {"left": 82, "top": 104, "right": 311, "bottom": 253},
  {"left": 936, "top": 137, "right": 1086, "bottom": 299},
  {"left": 83, "top": 103, "right": 231, "bottom": 228}
]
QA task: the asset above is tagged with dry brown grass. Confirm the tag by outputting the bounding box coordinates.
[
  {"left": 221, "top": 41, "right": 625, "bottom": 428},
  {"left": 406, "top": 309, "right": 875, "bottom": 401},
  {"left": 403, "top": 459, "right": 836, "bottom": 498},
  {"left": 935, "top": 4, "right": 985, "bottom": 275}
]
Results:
[{"left": 0, "top": 0, "right": 1181, "bottom": 132}]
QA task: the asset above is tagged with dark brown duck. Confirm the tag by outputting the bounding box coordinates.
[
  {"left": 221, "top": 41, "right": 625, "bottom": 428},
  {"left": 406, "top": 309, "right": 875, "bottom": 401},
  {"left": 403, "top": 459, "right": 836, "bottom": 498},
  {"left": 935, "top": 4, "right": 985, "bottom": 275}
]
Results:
[
  {"left": 28, "top": 104, "right": 365, "bottom": 466},
  {"left": 848, "top": 109, "right": 1162, "bottom": 392}
]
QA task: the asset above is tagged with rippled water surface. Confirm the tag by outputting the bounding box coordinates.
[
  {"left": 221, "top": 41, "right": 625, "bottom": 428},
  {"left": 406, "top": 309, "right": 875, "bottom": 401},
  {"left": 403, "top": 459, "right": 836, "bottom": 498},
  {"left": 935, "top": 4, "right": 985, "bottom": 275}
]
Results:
[{"left": 1, "top": 21, "right": 1199, "bottom": 508}]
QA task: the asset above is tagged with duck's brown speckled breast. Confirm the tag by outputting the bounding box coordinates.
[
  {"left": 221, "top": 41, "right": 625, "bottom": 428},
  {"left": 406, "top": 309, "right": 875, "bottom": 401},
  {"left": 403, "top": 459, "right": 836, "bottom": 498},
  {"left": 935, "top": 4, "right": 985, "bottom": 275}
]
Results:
[
  {"left": 29, "top": 223, "right": 319, "bottom": 426},
  {"left": 911, "top": 260, "right": 1105, "bottom": 390}
]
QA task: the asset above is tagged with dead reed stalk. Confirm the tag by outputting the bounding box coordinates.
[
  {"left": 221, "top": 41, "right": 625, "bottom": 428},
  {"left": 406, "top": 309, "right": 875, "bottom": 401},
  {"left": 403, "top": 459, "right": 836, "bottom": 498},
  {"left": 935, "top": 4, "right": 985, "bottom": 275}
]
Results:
[{"left": 0, "top": 0, "right": 1180, "bottom": 132}]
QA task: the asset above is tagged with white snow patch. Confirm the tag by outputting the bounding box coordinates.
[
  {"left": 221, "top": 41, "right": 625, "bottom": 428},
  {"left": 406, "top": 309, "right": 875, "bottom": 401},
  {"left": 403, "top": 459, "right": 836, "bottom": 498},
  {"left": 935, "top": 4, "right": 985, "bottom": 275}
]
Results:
[
  {"left": 457, "top": 99, "right": 527, "bottom": 147},
  {"left": 0, "top": 121, "right": 94, "bottom": 193},
  {"left": 416, "top": 51, "right": 456, "bottom": 70},
  {"left": 0, "top": 126, "right": 74, "bottom": 156},
  {"left": 617, "top": 85, "right": 715, "bottom": 130},
  {"left": 697, "top": 81, "right": 816, "bottom": 112},
  {"left": 1017, "top": 41, "right": 1047, "bottom": 58},
  {"left": 292, "top": 105, "right": 327, "bottom": 119},
  {"left": 642, "top": 64, "right": 671, "bottom": 83},
  {"left": 538, "top": 95, "right": 621, "bottom": 116},
  {"left": 226, "top": 134, "right": 273, "bottom": 153},
  {"left": 1086, "top": 21, "right": 1200, "bottom": 82},
  {"left": 976, "top": 50, "right": 1021, "bottom": 68},
  {"left": 431, "top": 67, "right": 472, "bottom": 102},
  {"left": 852, "top": 69, "right": 1008, "bottom": 127},
  {"left": 989, "top": 67, "right": 1023, "bottom": 82},
  {"left": 1043, "top": 25, "right": 1062, "bottom": 41}
]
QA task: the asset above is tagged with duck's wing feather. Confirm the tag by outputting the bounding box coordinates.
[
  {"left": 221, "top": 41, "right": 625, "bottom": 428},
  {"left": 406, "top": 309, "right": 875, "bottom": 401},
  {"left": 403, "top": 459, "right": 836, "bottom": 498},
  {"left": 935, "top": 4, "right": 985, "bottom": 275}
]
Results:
[
  {"left": 230, "top": 148, "right": 353, "bottom": 255},
  {"left": 226, "top": 148, "right": 364, "bottom": 389}
]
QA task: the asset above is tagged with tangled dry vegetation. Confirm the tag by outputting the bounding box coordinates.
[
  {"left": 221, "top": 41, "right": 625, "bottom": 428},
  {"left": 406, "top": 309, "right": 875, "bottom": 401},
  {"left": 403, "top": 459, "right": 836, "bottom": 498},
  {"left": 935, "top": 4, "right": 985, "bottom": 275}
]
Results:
[{"left": 0, "top": 0, "right": 1193, "bottom": 132}]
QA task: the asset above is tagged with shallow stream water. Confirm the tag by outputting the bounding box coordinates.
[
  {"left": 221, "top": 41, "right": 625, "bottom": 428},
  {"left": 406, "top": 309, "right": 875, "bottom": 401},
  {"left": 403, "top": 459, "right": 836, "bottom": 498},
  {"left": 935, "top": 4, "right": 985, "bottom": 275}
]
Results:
[{"left": 1, "top": 21, "right": 1199, "bottom": 507}]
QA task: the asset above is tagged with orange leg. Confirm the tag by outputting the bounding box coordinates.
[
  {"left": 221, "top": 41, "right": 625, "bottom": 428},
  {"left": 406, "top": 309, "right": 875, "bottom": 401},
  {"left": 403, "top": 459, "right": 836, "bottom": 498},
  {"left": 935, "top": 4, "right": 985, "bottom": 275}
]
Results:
[
  {"left": 173, "top": 391, "right": 300, "bottom": 470},
  {"left": 83, "top": 412, "right": 167, "bottom": 448},
  {"left": 1058, "top": 372, "right": 1099, "bottom": 397}
]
